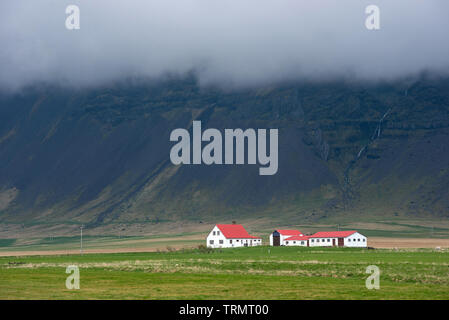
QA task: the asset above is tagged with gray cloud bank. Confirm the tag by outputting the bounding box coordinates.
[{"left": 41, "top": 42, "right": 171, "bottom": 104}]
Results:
[{"left": 1, "top": 0, "right": 449, "bottom": 91}]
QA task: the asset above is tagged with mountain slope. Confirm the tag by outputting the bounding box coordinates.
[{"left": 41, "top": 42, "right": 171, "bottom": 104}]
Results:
[{"left": 0, "top": 76, "right": 448, "bottom": 233}]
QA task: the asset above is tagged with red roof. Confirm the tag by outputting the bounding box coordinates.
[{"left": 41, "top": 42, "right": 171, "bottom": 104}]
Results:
[
  {"left": 284, "top": 235, "right": 310, "bottom": 241},
  {"left": 275, "top": 229, "right": 303, "bottom": 236},
  {"left": 216, "top": 224, "right": 260, "bottom": 239},
  {"left": 310, "top": 231, "right": 357, "bottom": 238}
]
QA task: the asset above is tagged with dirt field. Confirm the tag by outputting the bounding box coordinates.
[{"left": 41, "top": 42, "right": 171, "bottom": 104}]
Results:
[
  {"left": 368, "top": 237, "right": 449, "bottom": 249},
  {"left": 0, "top": 245, "right": 196, "bottom": 257}
]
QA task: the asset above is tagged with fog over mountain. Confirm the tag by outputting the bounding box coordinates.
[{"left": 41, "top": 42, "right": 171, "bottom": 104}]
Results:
[{"left": 1, "top": 0, "right": 449, "bottom": 91}]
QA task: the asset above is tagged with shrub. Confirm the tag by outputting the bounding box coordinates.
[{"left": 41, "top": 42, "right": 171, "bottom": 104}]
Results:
[{"left": 197, "top": 244, "right": 213, "bottom": 253}]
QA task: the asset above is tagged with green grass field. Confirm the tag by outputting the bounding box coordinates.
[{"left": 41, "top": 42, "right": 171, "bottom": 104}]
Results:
[{"left": 1, "top": 246, "right": 448, "bottom": 299}]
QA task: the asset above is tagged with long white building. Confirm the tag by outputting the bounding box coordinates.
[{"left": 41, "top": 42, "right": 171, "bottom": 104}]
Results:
[
  {"left": 206, "top": 224, "right": 262, "bottom": 248},
  {"left": 281, "top": 230, "right": 368, "bottom": 247}
]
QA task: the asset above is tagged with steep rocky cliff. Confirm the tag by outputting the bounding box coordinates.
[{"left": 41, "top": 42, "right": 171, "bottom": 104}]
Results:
[{"left": 0, "top": 76, "right": 448, "bottom": 232}]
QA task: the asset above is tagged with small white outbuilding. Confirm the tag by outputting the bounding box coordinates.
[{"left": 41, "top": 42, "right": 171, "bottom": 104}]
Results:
[
  {"left": 269, "top": 229, "right": 304, "bottom": 246},
  {"left": 283, "top": 235, "right": 310, "bottom": 246}
]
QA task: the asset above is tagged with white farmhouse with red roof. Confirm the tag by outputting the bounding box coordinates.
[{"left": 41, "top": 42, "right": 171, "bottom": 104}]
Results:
[
  {"left": 206, "top": 224, "right": 262, "bottom": 248},
  {"left": 269, "top": 229, "right": 305, "bottom": 246}
]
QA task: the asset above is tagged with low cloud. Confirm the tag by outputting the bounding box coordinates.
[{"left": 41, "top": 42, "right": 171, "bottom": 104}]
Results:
[{"left": 1, "top": 0, "right": 449, "bottom": 91}]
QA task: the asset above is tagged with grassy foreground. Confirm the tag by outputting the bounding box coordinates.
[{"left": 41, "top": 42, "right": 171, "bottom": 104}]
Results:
[{"left": 0, "top": 246, "right": 448, "bottom": 299}]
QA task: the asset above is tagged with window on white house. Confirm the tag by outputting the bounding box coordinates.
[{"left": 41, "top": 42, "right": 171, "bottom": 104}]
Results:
[
  {"left": 210, "top": 240, "right": 214, "bottom": 244},
  {"left": 348, "top": 239, "right": 351, "bottom": 242},
  {"left": 219, "top": 240, "right": 223, "bottom": 244},
  {"left": 311, "top": 239, "right": 314, "bottom": 242},
  {"left": 293, "top": 241, "right": 296, "bottom": 244},
  {"left": 286, "top": 241, "right": 289, "bottom": 244},
  {"left": 217, "top": 231, "right": 220, "bottom": 235},
  {"left": 358, "top": 239, "right": 360, "bottom": 241},
  {"left": 327, "top": 239, "right": 330, "bottom": 242},
  {"left": 301, "top": 241, "right": 304, "bottom": 245},
  {"left": 236, "top": 240, "right": 239, "bottom": 242},
  {"left": 363, "top": 239, "right": 366, "bottom": 242},
  {"left": 230, "top": 240, "right": 233, "bottom": 243}
]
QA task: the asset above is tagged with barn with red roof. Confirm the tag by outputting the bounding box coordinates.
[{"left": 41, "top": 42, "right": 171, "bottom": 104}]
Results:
[{"left": 206, "top": 224, "right": 262, "bottom": 248}]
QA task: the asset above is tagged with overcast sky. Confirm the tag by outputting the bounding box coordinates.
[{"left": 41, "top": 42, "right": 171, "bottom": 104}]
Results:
[{"left": 1, "top": 0, "right": 449, "bottom": 91}]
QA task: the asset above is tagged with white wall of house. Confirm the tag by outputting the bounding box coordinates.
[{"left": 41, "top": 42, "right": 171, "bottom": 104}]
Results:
[
  {"left": 308, "top": 237, "right": 336, "bottom": 247},
  {"left": 206, "top": 226, "right": 228, "bottom": 248},
  {"left": 229, "top": 238, "right": 262, "bottom": 248},
  {"left": 206, "top": 226, "right": 262, "bottom": 248},
  {"left": 284, "top": 239, "right": 308, "bottom": 246},
  {"left": 344, "top": 232, "right": 367, "bottom": 247}
]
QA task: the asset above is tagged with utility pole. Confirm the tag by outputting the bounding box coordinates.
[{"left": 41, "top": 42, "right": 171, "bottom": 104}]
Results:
[{"left": 80, "top": 225, "right": 84, "bottom": 255}]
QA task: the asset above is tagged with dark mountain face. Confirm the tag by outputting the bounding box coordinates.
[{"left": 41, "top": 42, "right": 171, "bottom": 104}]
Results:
[{"left": 0, "top": 76, "right": 448, "bottom": 230}]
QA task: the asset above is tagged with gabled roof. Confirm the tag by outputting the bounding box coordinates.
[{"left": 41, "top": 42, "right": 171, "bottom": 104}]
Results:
[
  {"left": 284, "top": 235, "right": 310, "bottom": 241},
  {"left": 275, "top": 229, "right": 303, "bottom": 236},
  {"left": 216, "top": 224, "right": 260, "bottom": 239},
  {"left": 309, "top": 231, "right": 357, "bottom": 238}
]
